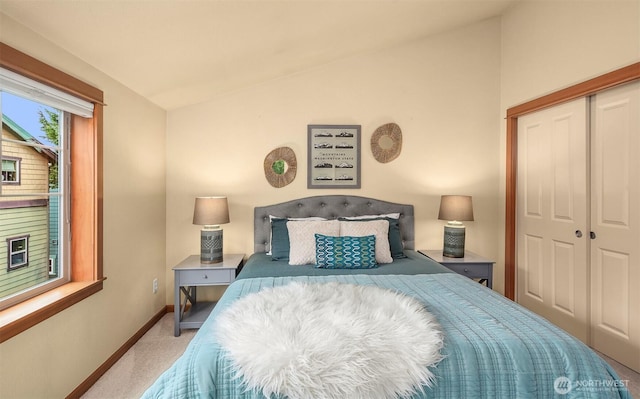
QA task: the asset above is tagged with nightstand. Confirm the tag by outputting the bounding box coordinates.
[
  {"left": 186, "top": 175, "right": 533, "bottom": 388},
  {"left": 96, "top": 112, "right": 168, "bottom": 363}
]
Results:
[
  {"left": 419, "top": 249, "right": 494, "bottom": 289},
  {"left": 173, "top": 254, "right": 244, "bottom": 336}
]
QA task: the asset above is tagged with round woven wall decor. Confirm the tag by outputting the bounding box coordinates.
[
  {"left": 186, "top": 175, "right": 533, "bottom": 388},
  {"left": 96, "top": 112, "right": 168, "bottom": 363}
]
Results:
[
  {"left": 264, "top": 146, "right": 297, "bottom": 188},
  {"left": 371, "top": 123, "right": 402, "bottom": 163}
]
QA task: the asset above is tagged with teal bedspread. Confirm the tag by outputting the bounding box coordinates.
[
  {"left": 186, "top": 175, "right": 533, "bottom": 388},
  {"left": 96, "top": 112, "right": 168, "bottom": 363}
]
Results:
[
  {"left": 142, "top": 274, "right": 629, "bottom": 398},
  {"left": 235, "top": 250, "right": 453, "bottom": 280}
]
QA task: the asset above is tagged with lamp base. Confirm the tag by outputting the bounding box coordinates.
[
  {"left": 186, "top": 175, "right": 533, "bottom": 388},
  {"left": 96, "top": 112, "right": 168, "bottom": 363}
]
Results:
[
  {"left": 201, "top": 227, "right": 223, "bottom": 264},
  {"left": 443, "top": 224, "right": 465, "bottom": 258}
]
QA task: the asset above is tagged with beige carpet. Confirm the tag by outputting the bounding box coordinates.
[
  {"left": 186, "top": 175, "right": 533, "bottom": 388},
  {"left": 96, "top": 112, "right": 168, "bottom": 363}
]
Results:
[
  {"left": 81, "top": 314, "right": 196, "bottom": 399},
  {"left": 82, "top": 313, "right": 639, "bottom": 398},
  {"left": 598, "top": 351, "right": 640, "bottom": 398}
]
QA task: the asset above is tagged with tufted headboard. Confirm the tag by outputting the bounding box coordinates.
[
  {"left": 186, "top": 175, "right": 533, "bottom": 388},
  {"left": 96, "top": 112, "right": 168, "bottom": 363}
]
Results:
[{"left": 254, "top": 195, "right": 414, "bottom": 253}]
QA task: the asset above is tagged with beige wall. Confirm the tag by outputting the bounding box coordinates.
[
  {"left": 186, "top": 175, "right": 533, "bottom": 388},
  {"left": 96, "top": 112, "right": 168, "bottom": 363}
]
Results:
[
  {"left": 0, "top": 13, "right": 167, "bottom": 399},
  {"left": 166, "top": 17, "right": 503, "bottom": 303},
  {"left": 501, "top": 0, "right": 639, "bottom": 108},
  {"left": 498, "top": 0, "right": 640, "bottom": 295}
]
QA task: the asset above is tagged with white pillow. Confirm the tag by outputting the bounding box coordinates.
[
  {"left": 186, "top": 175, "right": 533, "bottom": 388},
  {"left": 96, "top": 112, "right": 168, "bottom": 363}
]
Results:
[
  {"left": 339, "top": 219, "right": 393, "bottom": 264},
  {"left": 267, "top": 215, "right": 326, "bottom": 254},
  {"left": 287, "top": 220, "right": 340, "bottom": 265},
  {"left": 341, "top": 213, "right": 400, "bottom": 220}
]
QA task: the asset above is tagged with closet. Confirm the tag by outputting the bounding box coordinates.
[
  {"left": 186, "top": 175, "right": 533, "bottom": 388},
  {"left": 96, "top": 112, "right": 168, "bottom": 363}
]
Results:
[{"left": 516, "top": 80, "right": 639, "bottom": 372}]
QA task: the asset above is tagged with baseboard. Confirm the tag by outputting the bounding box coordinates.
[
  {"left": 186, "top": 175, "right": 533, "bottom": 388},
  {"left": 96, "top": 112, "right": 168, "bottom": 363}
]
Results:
[{"left": 66, "top": 306, "right": 170, "bottom": 399}]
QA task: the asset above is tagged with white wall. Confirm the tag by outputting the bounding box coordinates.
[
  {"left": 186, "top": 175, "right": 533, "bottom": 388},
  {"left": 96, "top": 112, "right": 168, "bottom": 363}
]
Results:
[
  {"left": 0, "top": 13, "right": 167, "bottom": 398},
  {"left": 166, "top": 17, "right": 503, "bottom": 302},
  {"left": 498, "top": 0, "right": 640, "bottom": 293}
]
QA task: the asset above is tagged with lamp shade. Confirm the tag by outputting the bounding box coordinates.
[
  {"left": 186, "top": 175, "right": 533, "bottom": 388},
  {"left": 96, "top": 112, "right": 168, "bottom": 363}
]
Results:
[
  {"left": 193, "top": 196, "right": 230, "bottom": 226},
  {"left": 438, "top": 195, "right": 474, "bottom": 222}
]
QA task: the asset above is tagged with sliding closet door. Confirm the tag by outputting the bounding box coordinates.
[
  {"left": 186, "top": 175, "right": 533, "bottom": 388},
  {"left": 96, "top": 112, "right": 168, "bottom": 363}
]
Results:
[
  {"left": 517, "top": 98, "right": 589, "bottom": 342},
  {"left": 590, "top": 81, "right": 640, "bottom": 371}
]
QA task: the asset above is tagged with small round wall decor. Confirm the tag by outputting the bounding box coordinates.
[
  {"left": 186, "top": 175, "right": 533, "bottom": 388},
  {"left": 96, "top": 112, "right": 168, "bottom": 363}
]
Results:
[
  {"left": 371, "top": 122, "right": 402, "bottom": 163},
  {"left": 264, "top": 146, "right": 297, "bottom": 188}
]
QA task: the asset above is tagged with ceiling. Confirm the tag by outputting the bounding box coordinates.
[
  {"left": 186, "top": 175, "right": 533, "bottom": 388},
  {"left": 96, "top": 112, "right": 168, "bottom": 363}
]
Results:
[{"left": 0, "top": 0, "right": 517, "bottom": 110}]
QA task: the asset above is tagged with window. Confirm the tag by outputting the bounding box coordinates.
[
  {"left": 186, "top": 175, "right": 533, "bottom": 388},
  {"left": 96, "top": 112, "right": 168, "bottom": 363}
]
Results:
[
  {"left": 48, "top": 255, "right": 56, "bottom": 276},
  {"left": 1, "top": 91, "right": 68, "bottom": 305},
  {"left": 0, "top": 42, "right": 103, "bottom": 343},
  {"left": 7, "top": 235, "right": 29, "bottom": 270},
  {"left": 1, "top": 77, "right": 73, "bottom": 308},
  {"left": 1, "top": 157, "right": 19, "bottom": 183}
]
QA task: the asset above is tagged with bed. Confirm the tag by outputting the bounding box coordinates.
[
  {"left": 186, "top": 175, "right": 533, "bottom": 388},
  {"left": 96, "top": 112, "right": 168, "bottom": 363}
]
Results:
[{"left": 143, "top": 195, "right": 630, "bottom": 399}]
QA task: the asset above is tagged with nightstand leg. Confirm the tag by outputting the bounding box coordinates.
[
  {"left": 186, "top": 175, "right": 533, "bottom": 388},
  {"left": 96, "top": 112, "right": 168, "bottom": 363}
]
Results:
[{"left": 174, "top": 277, "right": 180, "bottom": 337}]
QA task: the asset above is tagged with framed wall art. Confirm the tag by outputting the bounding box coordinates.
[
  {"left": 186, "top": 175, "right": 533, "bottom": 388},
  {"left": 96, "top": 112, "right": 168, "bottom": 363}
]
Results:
[{"left": 307, "top": 124, "right": 361, "bottom": 189}]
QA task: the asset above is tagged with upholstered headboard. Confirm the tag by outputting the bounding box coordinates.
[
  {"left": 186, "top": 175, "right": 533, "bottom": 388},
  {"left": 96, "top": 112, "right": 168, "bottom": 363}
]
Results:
[{"left": 254, "top": 195, "right": 415, "bottom": 253}]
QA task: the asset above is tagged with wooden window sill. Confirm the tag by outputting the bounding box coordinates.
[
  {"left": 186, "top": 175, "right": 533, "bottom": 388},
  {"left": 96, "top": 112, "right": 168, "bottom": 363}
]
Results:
[{"left": 0, "top": 279, "right": 104, "bottom": 343}]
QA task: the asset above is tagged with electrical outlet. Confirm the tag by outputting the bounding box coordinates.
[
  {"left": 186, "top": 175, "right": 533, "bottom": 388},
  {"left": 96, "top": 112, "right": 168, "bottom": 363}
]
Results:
[{"left": 152, "top": 278, "right": 158, "bottom": 294}]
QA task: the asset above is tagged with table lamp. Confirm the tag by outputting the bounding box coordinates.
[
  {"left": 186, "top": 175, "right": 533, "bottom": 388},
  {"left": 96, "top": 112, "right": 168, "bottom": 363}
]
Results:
[
  {"left": 193, "top": 196, "right": 230, "bottom": 263},
  {"left": 438, "top": 195, "right": 474, "bottom": 258}
]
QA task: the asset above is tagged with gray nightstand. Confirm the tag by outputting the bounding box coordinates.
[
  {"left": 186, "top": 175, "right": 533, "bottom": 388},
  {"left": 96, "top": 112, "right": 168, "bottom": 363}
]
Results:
[
  {"left": 173, "top": 254, "right": 244, "bottom": 336},
  {"left": 419, "top": 249, "right": 494, "bottom": 289}
]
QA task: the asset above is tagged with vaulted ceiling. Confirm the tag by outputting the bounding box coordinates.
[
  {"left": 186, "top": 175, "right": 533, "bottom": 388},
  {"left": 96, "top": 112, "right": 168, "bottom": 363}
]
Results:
[{"left": 0, "top": 0, "right": 517, "bottom": 110}]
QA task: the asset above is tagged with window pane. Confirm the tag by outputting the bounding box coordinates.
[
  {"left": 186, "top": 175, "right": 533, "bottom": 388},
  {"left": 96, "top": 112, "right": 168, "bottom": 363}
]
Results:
[
  {"left": 10, "top": 239, "right": 26, "bottom": 252},
  {"left": 10, "top": 252, "right": 26, "bottom": 266},
  {"left": 2, "top": 159, "right": 15, "bottom": 172},
  {"left": 1, "top": 91, "right": 66, "bottom": 301}
]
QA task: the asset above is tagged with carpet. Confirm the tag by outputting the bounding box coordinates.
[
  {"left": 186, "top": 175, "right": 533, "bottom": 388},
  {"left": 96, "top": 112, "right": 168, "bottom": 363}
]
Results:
[{"left": 215, "top": 281, "right": 444, "bottom": 399}]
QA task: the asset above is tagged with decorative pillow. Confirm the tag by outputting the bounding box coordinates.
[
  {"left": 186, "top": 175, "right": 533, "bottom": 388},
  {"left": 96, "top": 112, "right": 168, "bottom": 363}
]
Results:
[
  {"left": 315, "top": 234, "right": 377, "bottom": 269},
  {"left": 287, "top": 220, "right": 340, "bottom": 265},
  {"left": 339, "top": 219, "right": 393, "bottom": 264},
  {"left": 340, "top": 215, "right": 406, "bottom": 259},
  {"left": 341, "top": 213, "right": 400, "bottom": 220},
  {"left": 268, "top": 216, "right": 325, "bottom": 259},
  {"left": 269, "top": 218, "right": 290, "bottom": 260}
]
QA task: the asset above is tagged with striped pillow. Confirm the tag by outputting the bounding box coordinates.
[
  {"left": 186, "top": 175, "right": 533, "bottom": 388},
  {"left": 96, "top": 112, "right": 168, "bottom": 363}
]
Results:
[{"left": 314, "top": 234, "right": 378, "bottom": 269}]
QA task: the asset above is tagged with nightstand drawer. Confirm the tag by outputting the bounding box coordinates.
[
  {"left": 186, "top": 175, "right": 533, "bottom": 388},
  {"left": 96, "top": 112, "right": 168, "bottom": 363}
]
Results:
[
  {"left": 178, "top": 268, "right": 235, "bottom": 285},
  {"left": 418, "top": 250, "right": 494, "bottom": 289},
  {"left": 443, "top": 263, "right": 491, "bottom": 279}
]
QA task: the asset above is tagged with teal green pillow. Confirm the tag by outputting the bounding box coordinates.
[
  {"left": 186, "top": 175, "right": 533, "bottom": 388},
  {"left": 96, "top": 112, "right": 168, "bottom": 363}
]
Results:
[
  {"left": 270, "top": 218, "right": 290, "bottom": 260},
  {"left": 314, "top": 234, "right": 378, "bottom": 269}
]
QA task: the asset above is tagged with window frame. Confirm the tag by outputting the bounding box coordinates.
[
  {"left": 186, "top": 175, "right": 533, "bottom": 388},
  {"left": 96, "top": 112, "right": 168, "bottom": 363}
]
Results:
[
  {"left": 7, "top": 235, "right": 29, "bottom": 271},
  {"left": 1, "top": 156, "right": 20, "bottom": 184},
  {"left": 0, "top": 42, "right": 103, "bottom": 343}
]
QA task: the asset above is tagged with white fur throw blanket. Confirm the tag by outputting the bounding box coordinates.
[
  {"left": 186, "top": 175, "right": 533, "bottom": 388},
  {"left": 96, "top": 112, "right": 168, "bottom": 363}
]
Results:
[{"left": 214, "top": 282, "right": 444, "bottom": 399}]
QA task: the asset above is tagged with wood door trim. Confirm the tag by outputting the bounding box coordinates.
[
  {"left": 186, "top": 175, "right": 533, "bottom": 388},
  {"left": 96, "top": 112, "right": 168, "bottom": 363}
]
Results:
[{"left": 505, "top": 62, "right": 640, "bottom": 300}]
